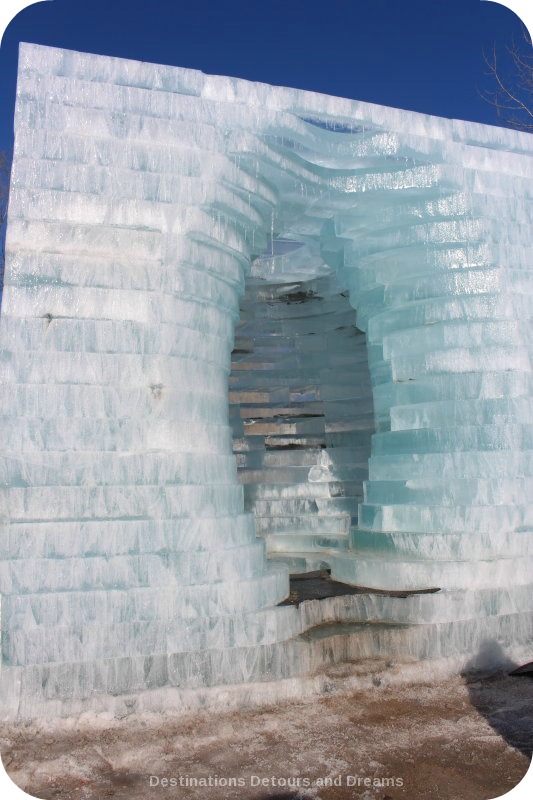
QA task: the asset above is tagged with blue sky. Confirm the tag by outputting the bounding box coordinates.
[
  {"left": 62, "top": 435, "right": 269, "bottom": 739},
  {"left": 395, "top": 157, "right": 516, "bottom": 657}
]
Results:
[{"left": 0, "top": 0, "right": 529, "bottom": 152}]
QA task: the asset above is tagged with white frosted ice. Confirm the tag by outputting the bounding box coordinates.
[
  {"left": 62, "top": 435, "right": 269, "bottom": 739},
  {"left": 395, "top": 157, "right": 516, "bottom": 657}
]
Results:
[{"left": 0, "top": 43, "right": 531, "bottom": 719}]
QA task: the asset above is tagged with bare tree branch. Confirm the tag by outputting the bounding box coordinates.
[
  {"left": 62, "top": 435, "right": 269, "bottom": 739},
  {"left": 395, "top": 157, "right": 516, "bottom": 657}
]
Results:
[{"left": 480, "top": 26, "right": 533, "bottom": 132}]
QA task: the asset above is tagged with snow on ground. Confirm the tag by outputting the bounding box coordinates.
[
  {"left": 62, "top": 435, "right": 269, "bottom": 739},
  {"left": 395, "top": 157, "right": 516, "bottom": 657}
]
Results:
[{"left": 1, "top": 665, "right": 531, "bottom": 800}]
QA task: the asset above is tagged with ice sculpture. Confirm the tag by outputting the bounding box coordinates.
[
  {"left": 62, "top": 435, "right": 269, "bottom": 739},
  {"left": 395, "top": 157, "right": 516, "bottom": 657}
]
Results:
[{"left": 0, "top": 43, "right": 531, "bottom": 719}]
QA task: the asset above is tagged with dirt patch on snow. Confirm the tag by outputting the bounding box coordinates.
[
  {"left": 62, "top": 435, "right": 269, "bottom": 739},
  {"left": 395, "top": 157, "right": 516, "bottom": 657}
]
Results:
[{"left": 1, "top": 670, "right": 531, "bottom": 800}]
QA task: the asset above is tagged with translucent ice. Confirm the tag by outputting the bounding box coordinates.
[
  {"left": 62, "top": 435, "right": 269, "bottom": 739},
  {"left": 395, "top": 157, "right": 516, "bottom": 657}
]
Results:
[{"left": 0, "top": 43, "right": 531, "bottom": 718}]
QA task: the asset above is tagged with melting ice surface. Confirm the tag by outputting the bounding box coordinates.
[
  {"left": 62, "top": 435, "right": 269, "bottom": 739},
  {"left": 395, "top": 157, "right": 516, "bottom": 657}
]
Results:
[{"left": 0, "top": 43, "right": 531, "bottom": 718}]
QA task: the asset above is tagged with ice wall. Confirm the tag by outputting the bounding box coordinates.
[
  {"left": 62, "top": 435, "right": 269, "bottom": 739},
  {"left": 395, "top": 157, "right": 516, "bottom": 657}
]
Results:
[
  {"left": 0, "top": 43, "right": 531, "bottom": 717},
  {"left": 0, "top": 43, "right": 300, "bottom": 706}
]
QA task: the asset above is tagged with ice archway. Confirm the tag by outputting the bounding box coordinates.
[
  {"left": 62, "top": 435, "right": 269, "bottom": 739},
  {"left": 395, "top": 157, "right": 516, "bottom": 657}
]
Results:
[
  {"left": 0, "top": 43, "right": 531, "bottom": 718},
  {"left": 230, "top": 271, "right": 375, "bottom": 573}
]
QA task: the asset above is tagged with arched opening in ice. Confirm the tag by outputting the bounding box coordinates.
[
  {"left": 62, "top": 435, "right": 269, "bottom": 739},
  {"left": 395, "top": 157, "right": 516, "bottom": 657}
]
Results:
[{"left": 230, "top": 269, "right": 375, "bottom": 574}]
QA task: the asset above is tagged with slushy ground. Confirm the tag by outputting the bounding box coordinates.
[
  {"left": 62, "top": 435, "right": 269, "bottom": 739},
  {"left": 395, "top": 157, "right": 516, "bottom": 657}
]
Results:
[{"left": 1, "top": 666, "right": 531, "bottom": 800}]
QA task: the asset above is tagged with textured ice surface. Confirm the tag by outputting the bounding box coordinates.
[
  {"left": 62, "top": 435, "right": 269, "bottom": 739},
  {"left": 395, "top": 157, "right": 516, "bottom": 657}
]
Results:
[{"left": 0, "top": 43, "right": 532, "bottom": 717}]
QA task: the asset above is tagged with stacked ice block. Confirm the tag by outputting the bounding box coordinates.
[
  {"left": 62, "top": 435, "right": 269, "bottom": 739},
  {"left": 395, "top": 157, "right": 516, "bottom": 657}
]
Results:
[{"left": 0, "top": 43, "right": 531, "bottom": 717}]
